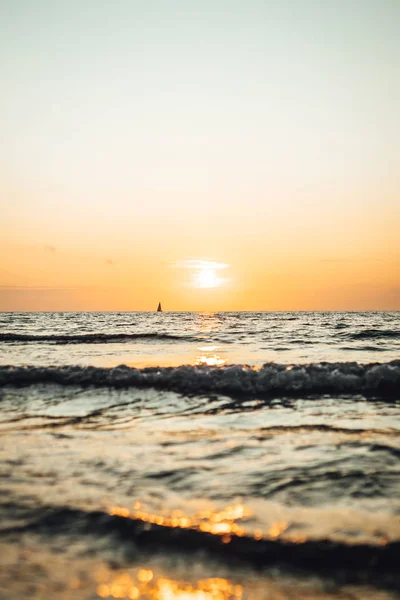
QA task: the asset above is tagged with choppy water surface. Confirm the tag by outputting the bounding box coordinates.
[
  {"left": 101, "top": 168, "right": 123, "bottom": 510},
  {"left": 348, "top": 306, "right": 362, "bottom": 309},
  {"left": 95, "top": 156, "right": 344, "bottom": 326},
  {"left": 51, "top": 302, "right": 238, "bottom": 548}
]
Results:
[
  {"left": 1, "top": 311, "right": 399, "bottom": 367},
  {"left": 0, "top": 312, "right": 399, "bottom": 599}
]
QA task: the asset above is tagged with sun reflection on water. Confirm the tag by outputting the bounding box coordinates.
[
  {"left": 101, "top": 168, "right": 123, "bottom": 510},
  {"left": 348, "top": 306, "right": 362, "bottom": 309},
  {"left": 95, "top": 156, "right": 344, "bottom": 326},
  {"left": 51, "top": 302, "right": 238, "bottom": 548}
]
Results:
[
  {"left": 195, "top": 354, "right": 226, "bottom": 367},
  {"left": 196, "top": 313, "right": 223, "bottom": 334},
  {"left": 109, "top": 503, "right": 251, "bottom": 540},
  {"left": 108, "top": 502, "right": 291, "bottom": 544},
  {"left": 96, "top": 568, "right": 243, "bottom": 600},
  {"left": 195, "top": 345, "right": 226, "bottom": 366}
]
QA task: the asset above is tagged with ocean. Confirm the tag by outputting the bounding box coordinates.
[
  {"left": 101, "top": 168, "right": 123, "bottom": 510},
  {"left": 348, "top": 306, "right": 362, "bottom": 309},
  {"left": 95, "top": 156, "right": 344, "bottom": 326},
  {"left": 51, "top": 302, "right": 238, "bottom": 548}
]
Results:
[{"left": 0, "top": 311, "right": 399, "bottom": 599}]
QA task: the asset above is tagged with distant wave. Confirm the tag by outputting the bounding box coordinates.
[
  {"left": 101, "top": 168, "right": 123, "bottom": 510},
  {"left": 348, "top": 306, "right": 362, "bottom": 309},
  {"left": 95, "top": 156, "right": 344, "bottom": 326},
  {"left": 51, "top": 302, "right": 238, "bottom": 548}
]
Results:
[
  {"left": 344, "top": 329, "right": 400, "bottom": 341},
  {"left": 340, "top": 346, "right": 387, "bottom": 352},
  {"left": 0, "top": 332, "right": 197, "bottom": 344},
  {"left": 1, "top": 361, "right": 399, "bottom": 398}
]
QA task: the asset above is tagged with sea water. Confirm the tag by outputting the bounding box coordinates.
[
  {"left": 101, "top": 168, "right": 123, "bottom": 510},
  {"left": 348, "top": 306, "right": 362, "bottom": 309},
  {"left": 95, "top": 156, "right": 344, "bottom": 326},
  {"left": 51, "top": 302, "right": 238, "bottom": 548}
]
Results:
[{"left": 0, "top": 311, "right": 399, "bottom": 599}]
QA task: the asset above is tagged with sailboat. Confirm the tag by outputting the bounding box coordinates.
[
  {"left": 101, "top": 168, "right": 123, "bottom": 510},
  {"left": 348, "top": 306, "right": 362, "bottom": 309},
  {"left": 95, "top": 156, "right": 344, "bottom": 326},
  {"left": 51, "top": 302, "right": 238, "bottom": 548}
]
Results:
[{"left": 157, "top": 302, "right": 162, "bottom": 312}]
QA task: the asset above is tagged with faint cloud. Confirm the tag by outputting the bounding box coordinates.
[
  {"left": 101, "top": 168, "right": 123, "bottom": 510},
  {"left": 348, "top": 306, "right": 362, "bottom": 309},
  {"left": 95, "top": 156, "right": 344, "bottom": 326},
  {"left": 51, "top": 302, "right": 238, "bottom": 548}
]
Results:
[
  {"left": 105, "top": 258, "right": 117, "bottom": 265},
  {"left": 44, "top": 245, "right": 56, "bottom": 253}
]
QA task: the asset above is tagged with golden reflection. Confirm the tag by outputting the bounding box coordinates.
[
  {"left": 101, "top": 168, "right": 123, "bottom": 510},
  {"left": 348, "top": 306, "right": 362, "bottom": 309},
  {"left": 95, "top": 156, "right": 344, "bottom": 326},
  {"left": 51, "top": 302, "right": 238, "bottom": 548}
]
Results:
[
  {"left": 96, "top": 568, "right": 243, "bottom": 600},
  {"left": 268, "top": 521, "right": 288, "bottom": 539},
  {"left": 195, "top": 353, "right": 226, "bottom": 367},
  {"left": 108, "top": 502, "right": 291, "bottom": 543},
  {"left": 198, "top": 345, "right": 219, "bottom": 352},
  {"left": 196, "top": 313, "right": 222, "bottom": 334},
  {"left": 195, "top": 344, "right": 225, "bottom": 367},
  {"left": 137, "top": 569, "right": 154, "bottom": 583},
  {"left": 109, "top": 503, "right": 251, "bottom": 539}
]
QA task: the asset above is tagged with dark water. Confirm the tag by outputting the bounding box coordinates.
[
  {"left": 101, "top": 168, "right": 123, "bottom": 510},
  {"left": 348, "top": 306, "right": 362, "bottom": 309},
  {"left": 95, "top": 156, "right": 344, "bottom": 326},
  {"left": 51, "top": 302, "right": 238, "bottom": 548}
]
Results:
[{"left": 1, "top": 312, "right": 399, "bottom": 599}]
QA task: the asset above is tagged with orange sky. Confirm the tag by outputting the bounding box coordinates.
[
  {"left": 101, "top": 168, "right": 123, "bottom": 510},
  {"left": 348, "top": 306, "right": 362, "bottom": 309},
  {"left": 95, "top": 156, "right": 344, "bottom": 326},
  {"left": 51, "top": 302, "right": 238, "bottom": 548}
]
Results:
[{"left": 1, "top": 1, "right": 399, "bottom": 311}]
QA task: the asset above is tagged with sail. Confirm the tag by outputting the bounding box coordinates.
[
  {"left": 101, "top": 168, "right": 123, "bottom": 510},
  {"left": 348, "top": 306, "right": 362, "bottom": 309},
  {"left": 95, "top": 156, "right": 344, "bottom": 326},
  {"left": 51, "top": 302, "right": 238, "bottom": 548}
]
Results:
[{"left": 157, "top": 302, "right": 162, "bottom": 312}]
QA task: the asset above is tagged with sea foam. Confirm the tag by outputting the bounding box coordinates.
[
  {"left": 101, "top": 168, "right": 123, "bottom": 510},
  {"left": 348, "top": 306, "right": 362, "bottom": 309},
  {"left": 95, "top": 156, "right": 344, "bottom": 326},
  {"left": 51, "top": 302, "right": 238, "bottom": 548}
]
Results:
[{"left": 1, "top": 361, "right": 399, "bottom": 398}]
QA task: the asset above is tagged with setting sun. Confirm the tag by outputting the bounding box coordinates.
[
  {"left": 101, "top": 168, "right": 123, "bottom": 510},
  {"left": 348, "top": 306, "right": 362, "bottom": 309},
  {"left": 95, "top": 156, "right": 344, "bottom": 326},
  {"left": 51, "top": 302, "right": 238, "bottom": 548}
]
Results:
[
  {"left": 174, "top": 260, "right": 229, "bottom": 290},
  {"left": 194, "top": 266, "right": 222, "bottom": 289}
]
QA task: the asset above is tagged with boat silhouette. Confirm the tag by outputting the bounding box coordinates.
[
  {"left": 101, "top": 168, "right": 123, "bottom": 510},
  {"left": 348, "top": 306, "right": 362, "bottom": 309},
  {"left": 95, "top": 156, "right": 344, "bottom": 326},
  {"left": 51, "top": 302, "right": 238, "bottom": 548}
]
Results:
[{"left": 157, "top": 302, "right": 162, "bottom": 312}]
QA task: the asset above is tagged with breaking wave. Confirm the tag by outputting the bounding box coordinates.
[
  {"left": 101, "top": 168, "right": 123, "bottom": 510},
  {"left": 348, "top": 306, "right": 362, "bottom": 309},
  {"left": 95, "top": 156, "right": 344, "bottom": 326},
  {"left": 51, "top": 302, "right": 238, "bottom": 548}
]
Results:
[
  {"left": 1, "top": 361, "right": 399, "bottom": 398},
  {"left": 0, "top": 332, "right": 197, "bottom": 344},
  {"left": 4, "top": 503, "right": 399, "bottom": 583}
]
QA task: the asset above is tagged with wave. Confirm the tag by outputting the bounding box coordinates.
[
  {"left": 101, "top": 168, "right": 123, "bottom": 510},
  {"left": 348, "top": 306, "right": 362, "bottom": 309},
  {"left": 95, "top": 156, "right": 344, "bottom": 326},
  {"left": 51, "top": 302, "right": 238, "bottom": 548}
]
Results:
[
  {"left": 340, "top": 346, "right": 387, "bottom": 352},
  {"left": 344, "top": 329, "right": 400, "bottom": 341},
  {"left": 1, "top": 361, "right": 399, "bottom": 398},
  {"left": 4, "top": 504, "right": 399, "bottom": 584},
  {"left": 0, "top": 332, "right": 197, "bottom": 344}
]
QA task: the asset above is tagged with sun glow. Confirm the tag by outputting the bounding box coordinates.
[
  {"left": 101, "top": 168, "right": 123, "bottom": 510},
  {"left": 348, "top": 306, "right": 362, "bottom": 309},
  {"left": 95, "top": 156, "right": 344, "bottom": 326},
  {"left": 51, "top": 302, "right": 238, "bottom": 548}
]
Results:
[
  {"left": 194, "top": 268, "right": 220, "bottom": 289},
  {"left": 174, "top": 260, "right": 229, "bottom": 289}
]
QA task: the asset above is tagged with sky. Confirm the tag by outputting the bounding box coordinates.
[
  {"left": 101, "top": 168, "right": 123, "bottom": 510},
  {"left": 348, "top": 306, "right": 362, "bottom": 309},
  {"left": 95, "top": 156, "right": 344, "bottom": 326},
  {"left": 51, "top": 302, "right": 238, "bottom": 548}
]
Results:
[{"left": 1, "top": 0, "right": 399, "bottom": 311}]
